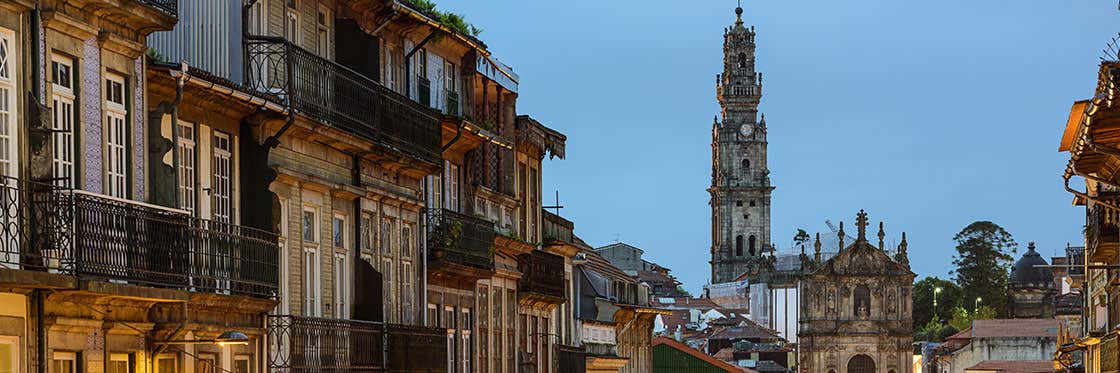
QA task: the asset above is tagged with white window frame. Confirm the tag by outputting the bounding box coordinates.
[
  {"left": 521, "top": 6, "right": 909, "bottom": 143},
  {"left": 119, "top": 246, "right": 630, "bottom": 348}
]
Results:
[
  {"left": 333, "top": 251, "right": 348, "bottom": 318},
  {"left": 285, "top": 1, "right": 300, "bottom": 44},
  {"left": 154, "top": 353, "right": 178, "bottom": 373},
  {"left": 383, "top": 257, "right": 395, "bottom": 322},
  {"left": 0, "top": 28, "right": 17, "bottom": 179},
  {"left": 332, "top": 214, "right": 346, "bottom": 249},
  {"left": 249, "top": 0, "right": 268, "bottom": 35},
  {"left": 50, "top": 54, "right": 75, "bottom": 188},
  {"left": 104, "top": 73, "right": 128, "bottom": 199},
  {"left": 461, "top": 309, "right": 472, "bottom": 373},
  {"left": 316, "top": 4, "right": 331, "bottom": 57},
  {"left": 108, "top": 353, "right": 130, "bottom": 373},
  {"left": 211, "top": 131, "right": 233, "bottom": 223},
  {"left": 0, "top": 337, "right": 17, "bottom": 373},
  {"left": 177, "top": 122, "right": 197, "bottom": 214},
  {"left": 445, "top": 162, "right": 459, "bottom": 211},
  {"left": 52, "top": 351, "right": 76, "bottom": 373},
  {"left": 302, "top": 206, "right": 321, "bottom": 316},
  {"left": 383, "top": 41, "right": 395, "bottom": 91},
  {"left": 402, "top": 261, "right": 413, "bottom": 324},
  {"left": 233, "top": 355, "right": 251, "bottom": 373}
]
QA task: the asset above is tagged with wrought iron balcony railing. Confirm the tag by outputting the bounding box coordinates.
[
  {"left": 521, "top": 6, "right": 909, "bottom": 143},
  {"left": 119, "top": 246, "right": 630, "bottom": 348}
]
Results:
[
  {"left": 0, "top": 178, "right": 279, "bottom": 298},
  {"left": 267, "top": 315, "right": 447, "bottom": 372},
  {"left": 518, "top": 250, "right": 566, "bottom": 302},
  {"left": 246, "top": 38, "right": 441, "bottom": 166},
  {"left": 542, "top": 210, "right": 574, "bottom": 245},
  {"left": 140, "top": 0, "right": 178, "bottom": 16},
  {"left": 1088, "top": 197, "right": 1120, "bottom": 264},
  {"left": 426, "top": 208, "right": 496, "bottom": 273}
]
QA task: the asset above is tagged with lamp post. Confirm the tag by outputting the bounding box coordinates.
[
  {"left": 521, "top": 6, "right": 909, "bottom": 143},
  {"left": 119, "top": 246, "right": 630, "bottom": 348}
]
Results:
[
  {"left": 975, "top": 297, "right": 982, "bottom": 314},
  {"left": 933, "top": 287, "right": 943, "bottom": 322}
]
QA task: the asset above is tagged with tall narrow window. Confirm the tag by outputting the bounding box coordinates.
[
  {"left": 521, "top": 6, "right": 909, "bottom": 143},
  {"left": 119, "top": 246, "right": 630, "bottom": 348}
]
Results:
[
  {"left": 248, "top": 0, "right": 268, "bottom": 35},
  {"left": 248, "top": 0, "right": 270, "bottom": 89},
  {"left": 276, "top": 198, "right": 290, "bottom": 314},
  {"left": 383, "top": 258, "right": 395, "bottom": 322},
  {"left": 332, "top": 215, "right": 345, "bottom": 249},
  {"left": 0, "top": 29, "right": 16, "bottom": 179},
  {"left": 741, "top": 159, "right": 750, "bottom": 174},
  {"left": 50, "top": 54, "right": 75, "bottom": 187},
  {"left": 445, "top": 162, "right": 460, "bottom": 211},
  {"left": 52, "top": 352, "right": 76, "bottom": 373},
  {"left": 108, "top": 354, "right": 130, "bottom": 373},
  {"left": 380, "top": 219, "right": 392, "bottom": 255},
  {"left": 316, "top": 5, "right": 331, "bottom": 57},
  {"left": 383, "top": 42, "right": 395, "bottom": 90},
  {"left": 285, "top": 1, "right": 300, "bottom": 43},
  {"left": 177, "top": 123, "right": 196, "bottom": 214},
  {"left": 401, "top": 224, "right": 412, "bottom": 258},
  {"left": 737, "top": 53, "right": 747, "bottom": 69},
  {"left": 334, "top": 252, "right": 347, "bottom": 318},
  {"left": 735, "top": 235, "right": 743, "bottom": 257},
  {"left": 212, "top": 132, "right": 232, "bottom": 223},
  {"left": 444, "top": 61, "right": 457, "bottom": 115},
  {"left": 104, "top": 74, "right": 128, "bottom": 198},
  {"left": 748, "top": 235, "right": 757, "bottom": 256},
  {"left": 361, "top": 212, "right": 374, "bottom": 255},
  {"left": 402, "top": 261, "right": 413, "bottom": 324},
  {"left": 302, "top": 207, "right": 321, "bottom": 316}
]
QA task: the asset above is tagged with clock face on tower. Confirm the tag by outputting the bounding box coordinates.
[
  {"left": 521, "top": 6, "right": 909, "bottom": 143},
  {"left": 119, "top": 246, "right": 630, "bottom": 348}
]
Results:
[{"left": 740, "top": 124, "right": 753, "bottom": 137}]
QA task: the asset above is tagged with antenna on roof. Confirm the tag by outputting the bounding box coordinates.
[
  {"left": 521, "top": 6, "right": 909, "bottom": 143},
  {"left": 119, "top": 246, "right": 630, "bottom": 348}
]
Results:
[{"left": 542, "top": 190, "right": 564, "bottom": 216}]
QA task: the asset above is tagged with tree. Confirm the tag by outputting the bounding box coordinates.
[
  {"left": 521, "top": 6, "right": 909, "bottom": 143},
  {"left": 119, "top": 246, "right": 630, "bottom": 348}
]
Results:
[
  {"left": 951, "top": 221, "right": 1017, "bottom": 317},
  {"left": 912, "top": 276, "right": 962, "bottom": 327}
]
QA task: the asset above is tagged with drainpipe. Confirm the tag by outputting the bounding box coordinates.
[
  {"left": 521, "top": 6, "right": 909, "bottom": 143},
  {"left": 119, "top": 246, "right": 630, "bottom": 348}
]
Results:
[
  {"left": 404, "top": 30, "right": 438, "bottom": 99},
  {"left": 30, "top": 6, "right": 41, "bottom": 102},
  {"left": 167, "top": 62, "right": 189, "bottom": 207},
  {"left": 35, "top": 289, "right": 44, "bottom": 373},
  {"left": 1064, "top": 175, "right": 1120, "bottom": 213},
  {"left": 442, "top": 122, "right": 463, "bottom": 152}
]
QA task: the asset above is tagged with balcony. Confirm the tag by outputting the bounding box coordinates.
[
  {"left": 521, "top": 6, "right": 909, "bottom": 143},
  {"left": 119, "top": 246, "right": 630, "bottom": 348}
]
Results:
[
  {"left": 425, "top": 208, "right": 496, "bottom": 281},
  {"left": 1089, "top": 197, "right": 1120, "bottom": 264},
  {"left": 0, "top": 178, "right": 279, "bottom": 298},
  {"left": 542, "top": 210, "right": 574, "bottom": 245},
  {"left": 267, "top": 315, "right": 447, "bottom": 372},
  {"left": 140, "top": 0, "right": 177, "bottom": 16},
  {"left": 518, "top": 250, "right": 566, "bottom": 305},
  {"left": 246, "top": 38, "right": 441, "bottom": 167}
]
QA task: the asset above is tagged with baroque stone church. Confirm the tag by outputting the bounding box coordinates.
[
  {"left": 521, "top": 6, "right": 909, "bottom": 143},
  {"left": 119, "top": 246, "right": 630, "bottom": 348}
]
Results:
[
  {"left": 709, "top": 3, "right": 773, "bottom": 284},
  {"left": 798, "top": 211, "right": 915, "bottom": 373}
]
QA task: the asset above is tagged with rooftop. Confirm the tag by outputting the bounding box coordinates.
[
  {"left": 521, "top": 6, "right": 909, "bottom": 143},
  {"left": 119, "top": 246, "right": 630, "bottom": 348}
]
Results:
[{"left": 964, "top": 360, "right": 1054, "bottom": 373}]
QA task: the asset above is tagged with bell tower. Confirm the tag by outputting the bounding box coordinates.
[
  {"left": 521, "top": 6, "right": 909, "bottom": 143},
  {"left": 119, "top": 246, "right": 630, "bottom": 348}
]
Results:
[{"left": 710, "top": 2, "right": 774, "bottom": 284}]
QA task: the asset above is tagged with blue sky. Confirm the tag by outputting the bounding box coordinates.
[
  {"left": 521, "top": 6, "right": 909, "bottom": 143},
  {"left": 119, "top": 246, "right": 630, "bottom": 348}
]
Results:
[{"left": 436, "top": 0, "right": 1117, "bottom": 294}]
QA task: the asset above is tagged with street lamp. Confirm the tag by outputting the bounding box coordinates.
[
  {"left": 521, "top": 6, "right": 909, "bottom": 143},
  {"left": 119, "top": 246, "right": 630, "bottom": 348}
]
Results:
[
  {"left": 933, "top": 287, "right": 943, "bottom": 322},
  {"left": 974, "top": 297, "right": 982, "bottom": 314}
]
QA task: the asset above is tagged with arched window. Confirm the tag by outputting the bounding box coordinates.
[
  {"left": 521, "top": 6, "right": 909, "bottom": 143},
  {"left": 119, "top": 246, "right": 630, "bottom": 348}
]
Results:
[
  {"left": 735, "top": 235, "right": 744, "bottom": 256},
  {"left": 741, "top": 159, "right": 750, "bottom": 173},
  {"left": 847, "top": 355, "right": 875, "bottom": 373},
  {"left": 854, "top": 285, "right": 871, "bottom": 318},
  {"left": 737, "top": 53, "right": 747, "bottom": 69},
  {"left": 748, "top": 235, "right": 757, "bottom": 256}
]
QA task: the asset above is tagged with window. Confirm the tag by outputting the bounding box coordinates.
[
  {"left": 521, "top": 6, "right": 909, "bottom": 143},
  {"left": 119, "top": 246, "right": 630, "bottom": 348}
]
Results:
[
  {"left": 854, "top": 285, "right": 871, "bottom": 318},
  {"left": 737, "top": 53, "right": 747, "bottom": 69},
  {"left": 316, "top": 5, "right": 331, "bottom": 57},
  {"left": 155, "top": 354, "right": 177, "bottom": 373},
  {"left": 383, "top": 258, "right": 395, "bottom": 322},
  {"left": 402, "top": 261, "right": 413, "bottom": 323},
  {"left": 416, "top": 49, "right": 427, "bottom": 79},
  {"left": 445, "top": 161, "right": 459, "bottom": 211},
  {"left": 52, "top": 352, "right": 76, "bottom": 373},
  {"left": 735, "top": 201, "right": 742, "bottom": 207},
  {"left": 50, "top": 54, "right": 76, "bottom": 187},
  {"left": 741, "top": 159, "right": 749, "bottom": 173},
  {"left": 506, "top": 288, "right": 515, "bottom": 370},
  {"left": 104, "top": 72, "right": 129, "bottom": 198},
  {"left": 735, "top": 235, "right": 743, "bottom": 257},
  {"left": 847, "top": 354, "right": 875, "bottom": 373},
  {"left": 233, "top": 355, "right": 251, "bottom": 373},
  {"left": 0, "top": 337, "right": 18, "bottom": 373},
  {"left": 276, "top": 198, "right": 290, "bottom": 314},
  {"left": 333, "top": 215, "right": 346, "bottom": 249},
  {"left": 248, "top": 0, "right": 267, "bottom": 34},
  {"left": 380, "top": 219, "right": 392, "bottom": 254},
  {"left": 285, "top": 1, "right": 299, "bottom": 43},
  {"left": 334, "top": 252, "right": 348, "bottom": 318},
  {"left": 382, "top": 42, "right": 395, "bottom": 90},
  {"left": 361, "top": 212, "right": 374, "bottom": 254},
  {"left": 401, "top": 224, "right": 412, "bottom": 258},
  {"left": 748, "top": 235, "right": 757, "bottom": 256},
  {"left": 427, "top": 303, "right": 439, "bottom": 328},
  {"left": 196, "top": 354, "right": 216, "bottom": 373},
  {"left": 177, "top": 122, "right": 197, "bottom": 213},
  {"left": 304, "top": 245, "right": 321, "bottom": 316},
  {"left": 303, "top": 207, "right": 321, "bottom": 316},
  {"left": 478, "top": 284, "right": 488, "bottom": 373},
  {"left": 444, "top": 61, "right": 457, "bottom": 115},
  {"left": 212, "top": 132, "right": 233, "bottom": 222},
  {"left": 750, "top": 200, "right": 756, "bottom": 207},
  {"left": 0, "top": 29, "right": 16, "bottom": 178},
  {"left": 108, "top": 354, "right": 130, "bottom": 373}
]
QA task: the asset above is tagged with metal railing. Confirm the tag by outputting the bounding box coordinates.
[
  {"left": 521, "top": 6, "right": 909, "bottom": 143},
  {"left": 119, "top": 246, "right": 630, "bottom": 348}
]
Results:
[
  {"left": 267, "top": 315, "right": 448, "bottom": 372},
  {"left": 246, "top": 38, "right": 441, "bottom": 166},
  {"left": 0, "top": 177, "right": 279, "bottom": 298},
  {"left": 518, "top": 250, "right": 566, "bottom": 301},
  {"left": 425, "top": 208, "right": 496, "bottom": 272},
  {"left": 139, "top": 0, "right": 178, "bottom": 16},
  {"left": 542, "top": 210, "right": 574, "bottom": 244}
]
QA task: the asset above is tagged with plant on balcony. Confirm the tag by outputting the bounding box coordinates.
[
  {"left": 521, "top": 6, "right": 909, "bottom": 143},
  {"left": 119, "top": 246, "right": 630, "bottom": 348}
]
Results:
[
  {"left": 480, "top": 120, "right": 495, "bottom": 131},
  {"left": 444, "top": 219, "right": 464, "bottom": 249},
  {"left": 406, "top": 0, "right": 483, "bottom": 37}
]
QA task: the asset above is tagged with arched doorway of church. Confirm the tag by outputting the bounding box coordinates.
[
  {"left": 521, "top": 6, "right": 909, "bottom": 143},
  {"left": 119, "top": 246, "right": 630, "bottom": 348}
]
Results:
[{"left": 847, "top": 354, "right": 875, "bottom": 373}]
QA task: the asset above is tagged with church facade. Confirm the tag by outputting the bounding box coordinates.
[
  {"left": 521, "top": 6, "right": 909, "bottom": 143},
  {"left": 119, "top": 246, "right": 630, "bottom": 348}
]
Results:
[
  {"left": 710, "top": 3, "right": 775, "bottom": 284},
  {"left": 798, "top": 211, "right": 915, "bottom": 373}
]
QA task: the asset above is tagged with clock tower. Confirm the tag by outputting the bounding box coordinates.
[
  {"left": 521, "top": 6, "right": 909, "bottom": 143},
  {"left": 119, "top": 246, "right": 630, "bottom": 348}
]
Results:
[{"left": 709, "top": 3, "right": 773, "bottom": 284}]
